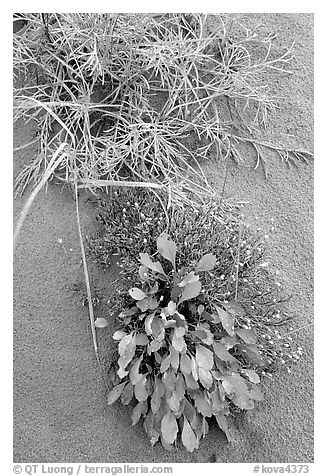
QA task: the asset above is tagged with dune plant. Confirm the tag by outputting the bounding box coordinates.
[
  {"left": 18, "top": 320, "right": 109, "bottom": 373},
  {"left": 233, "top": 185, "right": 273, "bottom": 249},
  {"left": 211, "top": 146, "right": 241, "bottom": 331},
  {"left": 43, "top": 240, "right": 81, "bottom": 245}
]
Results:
[
  {"left": 14, "top": 13, "right": 312, "bottom": 201},
  {"left": 106, "top": 232, "right": 266, "bottom": 451},
  {"left": 88, "top": 190, "right": 303, "bottom": 451},
  {"left": 90, "top": 188, "right": 301, "bottom": 377}
]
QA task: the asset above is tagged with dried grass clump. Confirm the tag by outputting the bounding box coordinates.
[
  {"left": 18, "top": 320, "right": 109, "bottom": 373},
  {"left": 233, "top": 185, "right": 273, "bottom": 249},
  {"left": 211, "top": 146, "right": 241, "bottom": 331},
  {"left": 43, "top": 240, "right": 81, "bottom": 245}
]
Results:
[{"left": 14, "top": 13, "right": 312, "bottom": 202}]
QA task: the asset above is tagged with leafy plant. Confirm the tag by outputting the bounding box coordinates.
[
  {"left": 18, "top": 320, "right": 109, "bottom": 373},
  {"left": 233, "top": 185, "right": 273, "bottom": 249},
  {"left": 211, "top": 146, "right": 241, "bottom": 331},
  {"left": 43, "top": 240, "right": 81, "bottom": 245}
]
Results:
[
  {"left": 107, "top": 232, "right": 267, "bottom": 451},
  {"left": 90, "top": 188, "right": 302, "bottom": 376}
]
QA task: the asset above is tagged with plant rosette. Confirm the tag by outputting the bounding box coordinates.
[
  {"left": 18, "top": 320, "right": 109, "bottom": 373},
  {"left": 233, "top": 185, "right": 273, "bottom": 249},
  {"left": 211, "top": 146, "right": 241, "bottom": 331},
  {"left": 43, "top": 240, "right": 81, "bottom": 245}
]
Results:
[{"left": 107, "top": 232, "right": 265, "bottom": 452}]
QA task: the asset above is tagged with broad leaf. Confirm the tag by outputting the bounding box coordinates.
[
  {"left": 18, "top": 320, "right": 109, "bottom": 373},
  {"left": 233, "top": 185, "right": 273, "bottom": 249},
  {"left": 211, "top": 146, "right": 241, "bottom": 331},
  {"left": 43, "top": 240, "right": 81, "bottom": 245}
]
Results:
[
  {"left": 213, "top": 304, "right": 235, "bottom": 336},
  {"left": 157, "top": 233, "right": 177, "bottom": 270},
  {"left": 194, "top": 326, "right": 214, "bottom": 345},
  {"left": 144, "top": 411, "right": 160, "bottom": 446},
  {"left": 162, "top": 370, "right": 176, "bottom": 391},
  {"left": 120, "top": 382, "right": 134, "bottom": 406},
  {"left": 134, "top": 375, "right": 148, "bottom": 402},
  {"left": 161, "top": 411, "right": 178, "bottom": 444},
  {"left": 241, "top": 369, "right": 260, "bottom": 384},
  {"left": 171, "top": 285, "right": 182, "bottom": 302},
  {"left": 118, "top": 334, "right": 136, "bottom": 376},
  {"left": 170, "top": 346, "right": 179, "bottom": 371},
  {"left": 221, "top": 335, "right": 238, "bottom": 349},
  {"left": 182, "top": 416, "right": 199, "bottom": 452},
  {"left": 152, "top": 317, "right": 165, "bottom": 341},
  {"left": 148, "top": 338, "right": 163, "bottom": 353},
  {"left": 137, "top": 298, "right": 150, "bottom": 312},
  {"left": 195, "top": 253, "right": 217, "bottom": 272},
  {"left": 112, "top": 330, "right": 127, "bottom": 341},
  {"left": 131, "top": 401, "right": 147, "bottom": 426},
  {"left": 118, "top": 306, "right": 138, "bottom": 319},
  {"left": 190, "top": 413, "right": 202, "bottom": 434},
  {"left": 183, "top": 398, "right": 196, "bottom": 422},
  {"left": 151, "top": 378, "right": 164, "bottom": 414},
  {"left": 129, "top": 287, "right": 147, "bottom": 301},
  {"left": 179, "top": 271, "right": 199, "bottom": 287},
  {"left": 160, "top": 354, "right": 171, "bottom": 373},
  {"left": 138, "top": 265, "right": 150, "bottom": 282},
  {"left": 191, "top": 356, "right": 199, "bottom": 381},
  {"left": 209, "top": 389, "right": 224, "bottom": 413},
  {"left": 139, "top": 253, "right": 166, "bottom": 277},
  {"left": 178, "top": 280, "right": 202, "bottom": 305},
  {"left": 118, "top": 333, "right": 136, "bottom": 359},
  {"left": 129, "top": 356, "right": 143, "bottom": 385},
  {"left": 215, "top": 413, "right": 233, "bottom": 442},
  {"left": 237, "top": 343, "right": 265, "bottom": 366},
  {"left": 167, "top": 392, "right": 180, "bottom": 412},
  {"left": 196, "top": 344, "right": 214, "bottom": 370},
  {"left": 225, "top": 373, "right": 249, "bottom": 396},
  {"left": 193, "top": 328, "right": 207, "bottom": 341},
  {"left": 212, "top": 341, "right": 237, "bottom": 364},
  {"left": 117, "top": 359, "right": 129, "bottom": 379},
  {"left": 194, "top": 393, "right": 213, "bottom": 417},
  {"left": 180, "top": 354, "right": 192, "bottom": 375},
  {"left": 183, "top": 372, "right": 199, "bottom": 390},
  {"left": 135, "top": 333, "right": 149, "bottom": 346},
  {"left": 161, "top": 439, "right": 174, "bottom": 451},
  {"left": 236, "top": 328, "right": 257, "bottom": 344},
  {"left": 198, "top": 368, "right": 213, "bottom": 389},
  {"left": 172, "top": 326, "right": 186, "bottom": 353},
  {"left": 107, "top": 382, "right": 126, "bottom": 405},
  {"left": 154, "top": 351, "right": 163, "bottom": 364},
  {"left": 221, "top": 377, "right": 234, "bottom": 395},
  {"left": 147, "top": 296, "right": 159, "bottom": 311},
  {"left": 94, "top": 318, "right": 108, "bottom": 328},
  {"left": 175, "top": 373, "right": 186, "bottom": 400},
  {"left": 224, "top": 300, "right": 245, "bottom": 317}
]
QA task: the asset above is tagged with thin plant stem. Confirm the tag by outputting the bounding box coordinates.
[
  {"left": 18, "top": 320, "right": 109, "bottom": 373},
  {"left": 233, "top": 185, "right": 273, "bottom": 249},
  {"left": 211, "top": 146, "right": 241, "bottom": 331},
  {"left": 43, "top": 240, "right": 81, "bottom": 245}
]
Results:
[
  {"left": 234, "top": 224, "right": 243, "bottom": 300},
  {"left": 13, "top": 142, "right": 68, "bottom": 249},
  {"left": 74, "top": 177, "right": 99, "bottom": 360}
]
